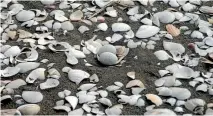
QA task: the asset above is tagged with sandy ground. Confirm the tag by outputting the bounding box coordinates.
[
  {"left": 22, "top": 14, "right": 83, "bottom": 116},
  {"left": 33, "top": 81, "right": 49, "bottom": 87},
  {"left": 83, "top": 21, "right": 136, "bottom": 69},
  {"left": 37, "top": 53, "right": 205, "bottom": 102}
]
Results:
[{"left": 1, "top": 1, "right": 213, "bottom": 115}]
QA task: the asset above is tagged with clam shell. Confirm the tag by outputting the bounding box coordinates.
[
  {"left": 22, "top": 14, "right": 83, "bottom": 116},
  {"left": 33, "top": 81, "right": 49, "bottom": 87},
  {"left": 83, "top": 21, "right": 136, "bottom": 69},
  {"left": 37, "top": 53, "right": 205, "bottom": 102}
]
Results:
[
  {"left": 127, "top": 6, "right": 139, "bottom": 16},
  {"left": 17, "top": 104, "right": 40, "bottom": 115},
  {"left": 191, "top": 31, "right": 204, "bottom": 39},
  {"left": 182, "top": 3, "right": 196, "bottom": 12},
  {"left": 70, "top": 10, "right": 83, "bottom": 21},
  {"left": 16, "top": 10, "right": 35, "bottom": 22},
  {"left": 111, "top": 33, "right": 123, "bottom": 43},
  {"left": 66, "top": 68, "right": 90, "bottom": 85},
  {"left": 98, "top": 52, "right": 118, "bottom": 65},
  {"left": 153, "top": 11, "right": 175, "bottom": 23},
  {"left": 7, "top": 31, "right": 17, "bottom": 40},
  {"left": 68, "top": 108, "right": 84, "bottom": 115},
  {"left": 65, "top": 96, "right": 78, "bottom": 110},
  {"left": 196, "top": 83, "right": 208, "bottom": 92},
  {"left": 40, "top": 78, "right": 59, "bottom": 90},
  {"left": 1, "top": 67, "right": 20, "bottom": 77},
  {"left": 4, "top": 46, "right": 21, "bottom": 57},
  {"left": 15, "top": 62, "right": 40, "bottom": 73},
  {"left": 99, "top": 98, "right": 112, "bottom": 107},
  {"left": 170, "top": 87, "right": 191, "bottom": 100},
  {"left": 131, "top": 87, "right": 145, "bottom": 95},
  {"left": 127, "top": 71, "right": 135, "bottom": 79},
  {"left": 105, "top": 104, "right": 123, "bottom": 115},
  {"left": 185, "top": 99, "right": 205, "bottom": 114},
  {"left": 78, "top": 83, "right": 96, "bottom": 91},
  {"left": 26, "top": 68, "right": 46, "bottom": 83},
  {"left": 40, "top": 0, "right": 55, "bottom": 5},
  {"left": 112, "top": 23, "right": 131, "bottom": 32},
  {"left": 53, "top": 106, "right": 71, "bottom": 112},
  {"left": 97, "top": 44, "right": 116, "bottom": 55},
  {"left": 61, "top": 21, "right": 74, "bottom": 31},
  {"left": 65, "top": 52, "right": 78, "bottom": 65},
  {"left": 22, "top": 91, "right": 43, "bottom": 103},
  {"left": 146, "top": 94, "right": 163, "bottom": 106},
  {"left": 136, "top": 25, "right": 160, "bottom": 38},
  {"left": 154, "top": 50, "right": 171, "bottom": 60},
  {"left": 5, "top": 79, "right": 26, "bottom": 89},
  {"left": 199, "top": 6, "right": 213, "bottom": 14},
  {"left": 78, "top": 26, "right": 89, "bottom": 34},
  {"left": 144, "top": 109, "right": 176, "bottom": 116},
  {"left": 166, "top": 24, "right": 180, "bottom": 37},
  {"left": 126, "top": 80, "right": 145, "bottom": 88},
  {"left": 97, "top": 23, "right": 108, "bottom": 31},
  {"left": 204, "top": 37, "right": 213, "bottom": 47}
]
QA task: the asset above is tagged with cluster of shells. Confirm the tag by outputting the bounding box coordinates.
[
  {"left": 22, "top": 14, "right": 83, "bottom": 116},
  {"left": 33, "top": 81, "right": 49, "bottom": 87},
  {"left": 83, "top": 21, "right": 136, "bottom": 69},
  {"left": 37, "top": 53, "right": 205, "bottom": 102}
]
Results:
[{"left": 1, "top": 0, "right": 213, "bottom": 115}]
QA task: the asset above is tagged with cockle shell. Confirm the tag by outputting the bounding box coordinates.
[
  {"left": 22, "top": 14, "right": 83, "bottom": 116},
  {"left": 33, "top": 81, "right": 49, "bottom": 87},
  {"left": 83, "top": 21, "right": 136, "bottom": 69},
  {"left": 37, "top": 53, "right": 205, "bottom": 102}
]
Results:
[{"left": 166, "top": 24, "right": 180, "bottom": 37}]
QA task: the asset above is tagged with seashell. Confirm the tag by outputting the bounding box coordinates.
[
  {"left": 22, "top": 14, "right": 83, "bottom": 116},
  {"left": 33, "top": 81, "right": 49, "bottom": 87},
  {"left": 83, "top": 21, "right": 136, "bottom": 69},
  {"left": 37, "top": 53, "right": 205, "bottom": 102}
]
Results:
[
  {"left": 166, "top": 98, "right": 176, "bottom": 106},
  {"left": 43, "top": 20, "right": 54, "bottom": 28},
  {"left": 114, "top": 90, "right": 126, "bottom": 95},
  {"left": 78, "top": 84, "right": 96, "bottom": 91},
  {"left": 54, "top": 105, "right": 71, "bottom": 112},
  {"left": 97, "top": 23, "right": 108, "bottom": 31},
  {"left": 1, "top": 67, "right": 20, "bottom": 77},
  {"left": 26, "top": 68, "right": 45, "bottom": 83},
  {"left": 174, "top": 107, "right": 184, "bottom": 112},
  {"left": 1, "top": 109, "right": 20, "bottom": 116},
  {"left": 63, "top": 67, "right": 90, "bottom": 85},
  {"left": 4, "top": 46, "right": 21, "bottom": 57},
  {"left": 173, "top": 12, "right": 183, "bottom": 20},
  {"left": 17, "top": 29, "right": 33, "bottom": 39},
  {"left": 204, "top": 37, "right": 213, "bottom": 47},
  {"left": 15, "top": 62, "right": 40, "bottom": 73},
  {"left": 112, "top": 23, "right": 131, "bottom": 32},
  {"left": 40, "top": 0, "right": 55, "bottom": 5},
  {"left": 127, "top": 71, "right": 135, "bottom": 79},
  {"left": 97, "top": 44, "right": 117, "bottom": 55},
  {"left": 136, "top": 25, "right": 160, "bottom": 39},
  {"left": 199, "top": 6, "right": 213, "bottom": 14},
  {"left": 99, "top": 98, "right": 112, "bottom": 107},
  {"left": 22, "top": 91, "right": 43, "bottom": 103},
  {"left": 169, "top": 0, "right": 179, "bottom": 7},
  {"left": 106, "top": 85, "right": 121, "bottom": 91},
  {"left": 126, "top": 79, "right": 145, "bottom": 88},
  {"left": 65, "top": 52, "right": 78, "bottom": 65},
  {"left": 97, "top": 90, "right": 108, "bottom": 98},
  {"left": 135, "top": 98, "right": 145, "bottom": 107},
  {"left": 173, "top": 66, "right": 195, "bottom": 79},
  {"left": 118, "top": 95, "right": 141, "bottom": 105},
  {"left": 170, "top": 87, "right": 191, "bottom": 100},
  {"left": 89, "top": 74, "right": 99, "bottom": 83},
  {"left": 153, "top": 11, "right": 175, "bottom": 23},
  {"left": 78, "top": 26, "right": 89, "bottom": 34},
  {"left": 191, "top": 31, "right": 204, "bottom": 39},
  {"left": 182, "top": 3, "right": 196, "bottom": 12},
  {"left": 70, "top": 10, "right": 83, "bottom": 21},
  {"left": 61, "top": 21, "right": 74, "bottom": 31},
  {"left": 7, "top": 31, "right": 17, "bottom": 40},
  {"left": 166, "top": 24, "right": 180, "bottom": 37},
  {"left": 78, "top": 93, "right": 96, "bottom": 104},
  {"left": 105, "top": 104, "right": 123, "bottom": 115},
  {"left": 176, "top": 100, "right": 185, "bottom": 106},
  {"left": 125, "top": 30, "right": 135, "bottom": 39},
  {"left": 154, "top": 50, "right": 171, "bottom": 61},
  {"left": 114, "top": 82, "right": 123, "bottom": 87},
  {"left": 52, "top": 22, "right": 61, "bottom": 30},
  {"left": 47, "top": 68, "right": 61, "bottom": 79},
  {"left": 127, "top": 40, "right": 139, "bottom": 48},
  {"left": 65, "top": 96, "right": 78, "bottom": 110},
  {"left": 131, "top": 87, "right": 145, "bottom": 95},
  {"left": 199, "top": 26, "right": 213, "bottom": 37},
  {"left": 141, "top": 18, "right": 153, "bottom": 25},
  {"left": 50, "top": 10, "right": 65, "bottom": 16},
  {"left": 15, "top": 47, "right": 38, "bottom": 62},
  {"left": 127, "top": 6, "right": 139, "bottom": 16},
  {"left": 59, "top": 1, "right": 71, "bottom": 9},
  {"left": 146, "top": 94, "right": 163, "bottom": 106},
  {"left": 155, "top": 76, "right": 176, "bottom": 87},
  {"left": 185, "top": 99, "right": 205, "bottom": 114},
  {"left": 196, "top": 83, "right": 208, "bottom": 92},
  {"left": 40, "top": 78, "right": 59, "bottom": 90},
  {"left": 68, "top": 108, "right": 84, "bottom": 115},
  {"left": 111, "top": 33, "right": 123, "bottom": 43},
  {"left": 5, "top": 79, "right": 26, "bottom": 89},
  {"left": 144, "top": 108, "right": 176, "bottom": 116},
  {"left": 17, "top": 104, "right": 40, "bottom": 115},
  {"left": 95, "top": 0, "right": 111, "bottom": 7},
  {"left": 98, "top": 52, "right": 118, "bottom": 65},
  {"left": 16, "top": 10, "right": 35, "bottom": 22},
  {"left": 105, "top": 9, "right": 117, "bottom": 17}
]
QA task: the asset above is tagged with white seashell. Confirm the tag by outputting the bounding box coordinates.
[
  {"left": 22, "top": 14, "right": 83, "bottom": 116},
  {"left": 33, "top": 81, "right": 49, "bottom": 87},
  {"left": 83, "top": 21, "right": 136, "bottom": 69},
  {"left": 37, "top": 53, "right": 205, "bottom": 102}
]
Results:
[
  {"left": 185, "top": 98, "right": 205, "bottom": 114},
  {"left": 68, "top": 108, "right": 84, "bottom": 115},
  {"left": 125, "top": 30, "right": 135, "bottom": 39},
  {"left": 78, "top": 84, "right": 96, "bottom": 91},
  {"left": 16, "top": 10, "right": 35, "bottom": 22},
  {"left": 22, "top": 91, "right": 43, "bottom": 103},
  {"left": 65, "top": 52, "right": 78, "bottom": 65},
  {"left": 170, "top": 87, "right": 191, "bottom": 100},
  {"left": 136, "top": 25, "right": 160, "bottom": 38},
  {"left": 95, "top": 0, "right": 111, "bottom": 7},
  {"left": 204, "top": 37, "right": 213, "bottom": 47},
  {"left": 5, "top": 79, "right": 26, "bottom": 89},
  {"left": 78, "top": 26, "right": 89, "bottom": 34},
  {"left": 50, "top": 10, "right": 65, "bottom": 16},
  {"left": 112, "top": 23, "right": 131, "bottom": 32},
  {"left": 131, "top": 87, "right": 145, "bottom": 95},
  {"left": 97, "top": 23, "right": 108, "bottom": 31},
  {"left": 173, "top": 66, "right": 195, "bottom": 79},
  {"left": 70, "top": 10, "right": 83, "bottom": 21},
  {"left": 16, "top": 62, "right": 40, "bottom": 73},
  {"left": 89, "top": 74, "right": 99, "bottom": 83},
  {"left": 40, "top": 0, "right": 55, "bottom": 5},
  {"left": 166, "top": 98, "right": 176, "bottom": 106},
  {"left": 40, "top": 78, "right": 59, "bottom": 90},
  {"left": 97, "top": 90, "right": 108, "bottom": 98},
  {"left": 154, "top": 50, "right": 171, "bottom": 61},
  {"left": 105, "top": 104, "right": 123, "bottom": 115},
  {"left": 191, "top": 31, "right": 204, "bottom": 39},
  {"left": 111, "top": 33, "right": 123, "bottom": 43},
  {"left": 59, "top": 1, "right": 71, "bottom": 9},
  {"left": 114, "top": 82, "right": 123, "bottom": 87},
  {"left": 199, "top": 6, "right": 213, "bottom": 14},
  {"left": 17, "top": 104, "right": 40, "bottom": 115},
  {"left": 127, "top": 40, "right": 139, "bottom": 48},
  {"left": 65, "top": 96, "right": 78, "bottom": 110},
  {"left": 141, "top": 18, "right": 153, "bottom": 25},
  {"left": 127, "top": 71, "right": 135, "bottom": 79},
  {"left": 26, "top": 68, "right": 45, "bottom": 83},
  {"left": 169, "top": 0, "right": 179, "bottom": 7},
  {"left": 82, "top": 104, "right": 91, "bottom": 112},
  {"left": 61, "top": 21, "right": 74, "bottom": 31},
  {"left": 69, "top": 49, "right": 86, "bottom": 58},
  {"left": 174, "top": 107, "right": 184, "bottom": 112},
  {"left": 153, "top": 11, "right": 175, "bottom": 23},
  {"left": 4, "top": 46, "right": 21, "bottom": 57},
  {"left": 97, "top": 44, "right": 116, "bottom": 55},
  {"left": 144, "top": 108, "right": 176, "bottom": 116},
  {"left": 189, "top": 81, "right": 199, "bottom": 87},
  {"left": 146, "top": 94, "right": 163, "bottom": 106},
  {"left": 53, "top": 22, "right": 61, "bottom": 30},
  {"left": 176, "top": 100, "right": 185, "bottom": 106},
  {"left": 135, "top": 98, "right": 145, "bottom": 107},
  {"left": 78, "top": 93, "right": 96, "bottom": 104},
  {"left": 199, "top": 26, "right": 213, "bottom": 37},
  {"left": 43, "top": 20, "right": 54, "bottom": 28},
  {"left": 64, "top": 68, "right": 90, "bottom": 85},
  {"left": 182, "top": 3, "right": 196, "bottom": 12},
  {"left": 99, "top": 98, "right": 112, "bottom": 107},
  {"left": 17, "top": 29, "right": 33, "bottom": 39},
  {"left": 105, "top": 10, "right": 117, "bottom": 17},
  {"left": 47, "top": 68, "right": 61, "bottom": 79},
  {"left": 1, "top": 67, "right": 20, "bottom": 77},
  {"left": 58, "top": 92, "right": 65, "bottom": 98},
  {"left": 173, "top": 12, "right": 183, "bottom": 20},
  {"left": 54, "top": 14, "right": 68, "bottom": 22},
  {"left": 106, "top": 85, "right": 121, "bottom": 91},
  {"left": 54, "top": 105, "right": 71, "bottom": 112},
  {"left": 15, "top": 48, "right": 38, "bottom": 62},
  {"left": 126, "top": 80, "right": 145, "bottom": 88},
  {"left": 196, "top": 83, "right": 208, "bottom": 92},
  {"left": 127, "top": 6, "right": 139, "bottom": 16},
  {"left": 98, "top": 52, "right": 118, "bottom": 65}
]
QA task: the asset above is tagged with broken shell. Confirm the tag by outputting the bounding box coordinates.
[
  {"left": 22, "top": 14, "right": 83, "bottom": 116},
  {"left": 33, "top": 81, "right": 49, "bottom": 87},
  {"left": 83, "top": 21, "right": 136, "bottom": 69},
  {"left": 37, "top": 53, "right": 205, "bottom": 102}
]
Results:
[
  {"left": 26, "top": 68, "right": 46, "bottom": 83},
  {"left": 126, "top": 80, "right": 145, "bottom": 88},
  {"left": 7, "top": 31, "right": 17, "bottom": 40},
  {"left": 40, "top": 78, "right": 59, "bottom": 90},
  {"left": 97, "top": 44, "right": 117, "bottom": 56},
  {"left": 54, "top": 105, "right": 71, "bottom": 112},
  {"left": 199, "top": 6, "right": 213, "bottom": 14},
  {"left": 22, "top": 91, "right": 43, "bottom": 103},
  {"left": 144, "top": 109, "right": 176, "bottom": 116},
  {"left": 16, "top": 62, "right": 40, "bottom": 73},
  {"left": 61, "top": 21, "right": 74, "bottom": 31},
  {"left": 5, "top": 79, "right": 26, "bottom": 89},
  {"left": 127, "top": 71, "right": 135, "bottom": 79},
  {"left": 166, "top": 24, "right": 180, "bottom": 37},
  {"left": 4, "top": 46, "right": 21, "bottom": 57},
  {"left": 136, "top": 25, "right": 160, "bottom": 39},
  {"left": 154, "top": 50, "right": 171, "bottom": 61},
  {"left": 16, "top": 10, "right": 35, "bottom": 22},
  {"left": 78, "top": 26, "right": 89, "bottom": 34},
  {"left": 185, "top": 99, "right": 205, "bottom": 114},
  {"left": 68, "top": 108, "right": 84, "bottom": 115},
  {"left": 112, "top": 23, "right": 131, "bottom": 32},
  {"left": 1, "top": 67, "right": 20, "bottom": 77},
  {"left": 17, "top": 104, "right": 40, "bottom": 115},
  {"left": 65, "top": 96, "right": 78, "bottom": 110},
  {"left": 97, "top": 23, "right": 108, "bottom": 31},
  {"left": 99, "top": 98, "right": 112, "bottom": 107},
  {"left": 78, "top": 84, "right": 96, "bottom": 91},
  {"left": 146, "top": 94, "right": 163, "bottom": 106},
  {"left": 70, "top": 10, "right": 83, "bottom": 21},
  {"left": 153, "top": 11, "right": 175, "bottom": 23}
]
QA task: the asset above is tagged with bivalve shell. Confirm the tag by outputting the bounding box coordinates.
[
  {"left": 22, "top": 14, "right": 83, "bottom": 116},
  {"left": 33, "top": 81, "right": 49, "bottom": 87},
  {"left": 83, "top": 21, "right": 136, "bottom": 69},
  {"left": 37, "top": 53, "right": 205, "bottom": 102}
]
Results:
[
  {"left": 98, "top": 52, "right": 118, "bottom": 65},
  {"left": 166, "top": 24, "right": 180, "bottom": 37}
]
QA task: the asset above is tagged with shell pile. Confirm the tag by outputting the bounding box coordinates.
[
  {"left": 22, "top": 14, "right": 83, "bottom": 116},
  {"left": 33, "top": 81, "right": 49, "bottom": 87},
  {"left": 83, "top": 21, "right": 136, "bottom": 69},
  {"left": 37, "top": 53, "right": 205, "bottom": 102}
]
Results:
[{"left": 1, "top": 0, "right": 213, "bottom": 115}]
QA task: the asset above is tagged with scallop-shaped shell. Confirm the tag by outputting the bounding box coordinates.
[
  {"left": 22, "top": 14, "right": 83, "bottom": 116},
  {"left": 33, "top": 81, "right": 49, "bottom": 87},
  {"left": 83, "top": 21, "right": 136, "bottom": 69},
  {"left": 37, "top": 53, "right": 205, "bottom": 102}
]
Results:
[
  {"left": 166, "top": 24, "right": 180, "bottom": 37},
  {"left": 98, "top": 52, "right": 118, "bottom": 65},
  {"left": 97, "top": 44, "right": 117, "bottom": 55}
]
